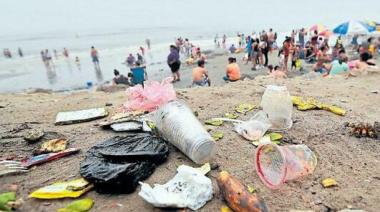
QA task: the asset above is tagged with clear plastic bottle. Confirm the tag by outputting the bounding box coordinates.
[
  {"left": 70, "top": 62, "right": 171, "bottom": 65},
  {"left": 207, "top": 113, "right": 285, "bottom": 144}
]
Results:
[
  {"left": 154, "top": 100, "right": 215, "bottom": 164},
  {"left": 261, "top": 85, "right": 293, "bottom": 131}
]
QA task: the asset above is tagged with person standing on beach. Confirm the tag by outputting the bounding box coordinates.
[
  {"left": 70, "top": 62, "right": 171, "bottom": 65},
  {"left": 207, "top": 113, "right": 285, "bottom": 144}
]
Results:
[
  {"left": 139, "top": 46, "right": 145, "bottom": 55},
  {"left": 282, "top": 37, "right": 293, "bottom": 72},
  {"left": 40, "top": 50, "right": 46, "bottom": 64},
  {"left": 90, "top": 46, "right": 100, "bottom": 67},
  {"left": 63, "top": 48, "right": 69, "bottom": 58},
  {"left": 298, "top": 28, "right": 306, "bottom": 48},
  {"left": 268, "top": 29, "right": 275, "bottom": 52},
  {"left": 222, "top": 34, "right": 227, "bottom": 49},
  {"left": 18, "top": 48, "right": 23, "bottom": 57},
  {"left": 145, "top": 39, "right": 151, "bottom": 49},
  {"left": 126, "top": 54, "right": 136, "bottom": 67},
  {"left": 45, "top": 49, "right": 53, "bottom": 66},
  {"left": 167, "top": 45, "right": 181, "bottom": 82}
]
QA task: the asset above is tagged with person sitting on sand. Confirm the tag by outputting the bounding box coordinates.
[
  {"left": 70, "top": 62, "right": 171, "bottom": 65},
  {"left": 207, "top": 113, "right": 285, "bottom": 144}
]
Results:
[
  {"left": 327, "top": 50, "right": 349, "bottom": 76},
  {"left": 313, "top": 46, "right": 330, "bottom": 74},
  {"left": 112, "top": 69, "right": 130, "bottom": 85},
  {"left": 229, "top": 44, "right": 237, "bottom": 53},
  {"left": 347, "top": 52, "right": 378, "bottom": 77},
  {"left": 268, "top": 65, "right": 287, "bottom": 79},
  {"left": 192, "top": 60, "right": 211, "bottom": 87},
  {"left": 224, "top": 57, "right": 241, "bottom": 82}
]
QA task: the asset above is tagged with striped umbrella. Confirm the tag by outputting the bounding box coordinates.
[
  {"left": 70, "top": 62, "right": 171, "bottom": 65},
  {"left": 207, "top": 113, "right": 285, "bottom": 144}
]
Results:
[
  {"left": 309, "top": 24, "right": 327, "bottom": 33},
  {"left": 333, "top": 20, "right": 376, "bottom": 35}
]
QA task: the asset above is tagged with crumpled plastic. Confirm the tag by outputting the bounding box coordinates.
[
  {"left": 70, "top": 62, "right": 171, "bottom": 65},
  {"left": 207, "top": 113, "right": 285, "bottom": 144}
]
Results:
[
  {"left": 138, "top": 165, "right": 213, "bottom": 210},
  {"left": 124, "top": 78, "right": 176, "bottom": 112},
  {"left": 291, "top": 96, "right": 346, "bottom": 116},
  {"left": 80, "top": 133, "right": 169, "bottom": 194},
  {"left": 29, "top": 178, "right": 93, "bottom": 199},
  {"left": 234, "top": 111, "right": 272, "bottom": 141}
]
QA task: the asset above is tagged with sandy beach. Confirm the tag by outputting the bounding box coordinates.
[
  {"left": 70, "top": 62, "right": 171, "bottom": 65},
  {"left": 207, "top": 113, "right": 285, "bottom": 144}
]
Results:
[{"left": 1, "top": 55, "right": 380, "bottom": 211}]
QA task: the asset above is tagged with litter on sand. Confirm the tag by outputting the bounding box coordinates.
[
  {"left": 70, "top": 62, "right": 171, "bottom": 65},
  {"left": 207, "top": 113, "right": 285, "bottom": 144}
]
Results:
[
  {"left": 23, "top": 129, "right": 44, "bottom": 142},
  {"left": 224, "top": 113, "right": 238, "bottom": 119},
  {"left": 58, "top": 198, "right": 94, "bottom": 212},
  {"left": 322, "top": 178, "right": 338, "bottom": 188},
  {"left": 234, "top": 111, "right": 272, "bottom": 141},
  {"left": 0, "top": 192, "right": 16, "bottom": 212},
  {"left": 138, "top": 165, "right": 213, "bottom": 210},
  {"left": 291, "top": 96, "right": 346, "bottom": 116},
  {"left": 255, "top": 143, "right": 317, "bottom": 189},
  {"left": 217, "top": 171, "right": 268, "bottom": 212},
  {"left": 110, "top": 120, "right": 151, "bottom": 132},
  {"left": 344, "top": 122, "right": 379, "bottom": 138},
  {"left": 235, "top": 103, "right": 255, "bottom": 114},
  {"left": 22, "top": 148, "right": 80, "bottom": 168},
  {"left": 154, "top": 101, "right": 215, "bottom": 164},
  {"left": 0, "top": 161, "right": 28, "bottom": 177},
  {"left": 29, "top": 178, "right": 93, "bottom": 199},
  {"left": 220, "top": 205, "right": 233, "bottom": 212},
  {"left": 211, "top": 131, "right": 224, "bottom": 141},
  {"left": 80, "top": 133, "right": 169, "bottom": 194},
  {"left": 34, "top": 139, "right": 68, "bottom": 155},
  {"left": 124, "top": 78, "right": 176, "bottom": 112},
  {"left": 205, "top": 119, "right": 224, "bottom": 126},
  {"left": 55, "top": 108, "right": 109, "bottom": 125}
]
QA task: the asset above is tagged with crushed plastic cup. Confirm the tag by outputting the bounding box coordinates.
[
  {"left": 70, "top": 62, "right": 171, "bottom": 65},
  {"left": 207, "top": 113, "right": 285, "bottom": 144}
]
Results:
[{"left": 254, "top": 143, "right": 317, "bottom": 189}]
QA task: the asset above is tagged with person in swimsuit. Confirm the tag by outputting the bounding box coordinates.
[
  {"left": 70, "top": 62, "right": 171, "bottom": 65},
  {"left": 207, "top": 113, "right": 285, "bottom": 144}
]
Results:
[
  {"left": 192, "top": 60, "right": 210, "bottom": 86},
  {"left": 224, "top": 57, "right": 241, "bottom": 82},
  {"left": 313, "top": 46, "right": 330, "bottom": 74},
  {"left": 90, "top": 46, "right": 99, "bottom": 66}
]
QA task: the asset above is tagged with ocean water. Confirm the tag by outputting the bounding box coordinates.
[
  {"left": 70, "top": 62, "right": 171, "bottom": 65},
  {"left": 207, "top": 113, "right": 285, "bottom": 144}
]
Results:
[{"left": 0, "top": 0, "right": 378, "bottom": 92}]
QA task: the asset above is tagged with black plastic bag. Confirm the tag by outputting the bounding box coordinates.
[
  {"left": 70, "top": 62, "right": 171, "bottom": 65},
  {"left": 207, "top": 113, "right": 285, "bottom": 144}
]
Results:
[{"left": 80, "top": 133, "right": 169, "bottom": 194}]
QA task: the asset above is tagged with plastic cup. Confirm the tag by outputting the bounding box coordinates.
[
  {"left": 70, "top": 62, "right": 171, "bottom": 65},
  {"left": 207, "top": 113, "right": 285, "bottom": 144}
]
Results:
[{"left": 254, "top": 143, "right": 317, "bottom": 189}]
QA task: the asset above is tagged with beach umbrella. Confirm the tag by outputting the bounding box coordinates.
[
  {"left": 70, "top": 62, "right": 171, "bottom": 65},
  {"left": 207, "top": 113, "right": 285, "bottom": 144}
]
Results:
[
  {"left": 309, "top": 24, "right": 327, "bottom": 33},
  {"left": 319, "top": 30, "right": 333, "bottom": 38},
  {"left": 333, "top": 20, "right": 375, "bottom": 35}
]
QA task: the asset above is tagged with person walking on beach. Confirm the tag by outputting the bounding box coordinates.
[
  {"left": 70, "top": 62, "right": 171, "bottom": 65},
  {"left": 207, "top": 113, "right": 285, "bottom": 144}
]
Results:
[
  {"left": 90, "top": 46, "right": 99, "bottom": 67},
  {"left": 18, "top": 48, "right": 23, "bottom": 57},
  {"left": 222, "top": 34, "right": 227, "bottom": 49},
  {"left": 192, "top": 60, "right": 210, "bottom": 87},
  {"left": 167, "top": 45, "right": 181, "bottom": 82}
]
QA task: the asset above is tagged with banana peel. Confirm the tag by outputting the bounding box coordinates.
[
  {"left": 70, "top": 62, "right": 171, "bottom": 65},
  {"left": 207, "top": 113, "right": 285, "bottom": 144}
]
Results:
[
  {"left": 291, "top": 96, "right": 346, "bottom": 116},
  {"left": 212, "top": 131, "right": 224, "bottom": 141},
  {"left": 58, "top": 198, "right": 94, "bottom": 212},
  {"left": 322, "top": 178, "right": 338, "bottom": 188},
  {"left": 224, "top": 113, "right": 238, "bottom": 119},
  {"left": 205, "top": 119, "right": 224, "bottom": 126},
  {"left": 0, "top": 192, "right": 16, "bottom": 212},
  {"left": 235, "top": 103, "right": 255, "bottom": 114}
]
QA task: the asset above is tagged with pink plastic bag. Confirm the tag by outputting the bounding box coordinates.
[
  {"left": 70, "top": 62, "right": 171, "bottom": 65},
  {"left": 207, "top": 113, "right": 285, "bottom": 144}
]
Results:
[{"left": 124, "top": 78, "right": 176, "bottom": 112}]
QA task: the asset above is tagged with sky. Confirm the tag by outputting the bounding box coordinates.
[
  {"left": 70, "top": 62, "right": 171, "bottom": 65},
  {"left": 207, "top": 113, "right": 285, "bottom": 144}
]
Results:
[{"left": 0, "top": 0, "right": 379, "bottom": 37}]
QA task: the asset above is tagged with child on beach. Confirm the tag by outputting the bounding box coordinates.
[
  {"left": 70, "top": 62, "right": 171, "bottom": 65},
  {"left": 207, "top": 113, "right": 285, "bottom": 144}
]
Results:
[{"left": 268, "top": 65, "right": 287, "bottom": 79}]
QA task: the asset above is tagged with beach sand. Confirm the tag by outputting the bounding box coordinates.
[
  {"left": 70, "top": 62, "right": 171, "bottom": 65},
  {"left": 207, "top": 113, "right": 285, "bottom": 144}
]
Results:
[{"left": 1, "top": 54, "right": 380, "bottom": 211}]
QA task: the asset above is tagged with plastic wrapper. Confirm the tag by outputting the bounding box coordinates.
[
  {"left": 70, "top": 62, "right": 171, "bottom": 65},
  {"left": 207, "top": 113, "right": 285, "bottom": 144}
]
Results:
[
  {"left": 80, "top": 133, "right": 169, "bottom": 194},
  {"left": 29, "top": 178, "right": 93, "bottom": 199},
  {"left": 139, "top": 165, "right": 213, "bottom": 210},
  {"left": 124, "top": 78, "right": 176, "bottom": 112},
  {"left": 234, "top": 111, "right": 272, "bottom": 141}
]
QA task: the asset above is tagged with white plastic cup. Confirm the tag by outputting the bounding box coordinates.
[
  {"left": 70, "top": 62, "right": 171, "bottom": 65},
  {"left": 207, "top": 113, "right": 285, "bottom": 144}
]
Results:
[{"left": 154, "top": 100, "right": 215, "bottom": 164}]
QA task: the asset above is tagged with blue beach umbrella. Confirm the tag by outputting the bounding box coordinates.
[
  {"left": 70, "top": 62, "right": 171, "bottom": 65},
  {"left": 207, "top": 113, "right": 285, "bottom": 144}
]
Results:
[{"left": 333, "top": 20, "right": 376, "bottom": 35}]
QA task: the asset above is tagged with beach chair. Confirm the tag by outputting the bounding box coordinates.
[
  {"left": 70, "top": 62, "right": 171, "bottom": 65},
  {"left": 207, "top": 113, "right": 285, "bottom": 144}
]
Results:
[{"left": 130, "top": 67, "right": 146, "bottom": 86}]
